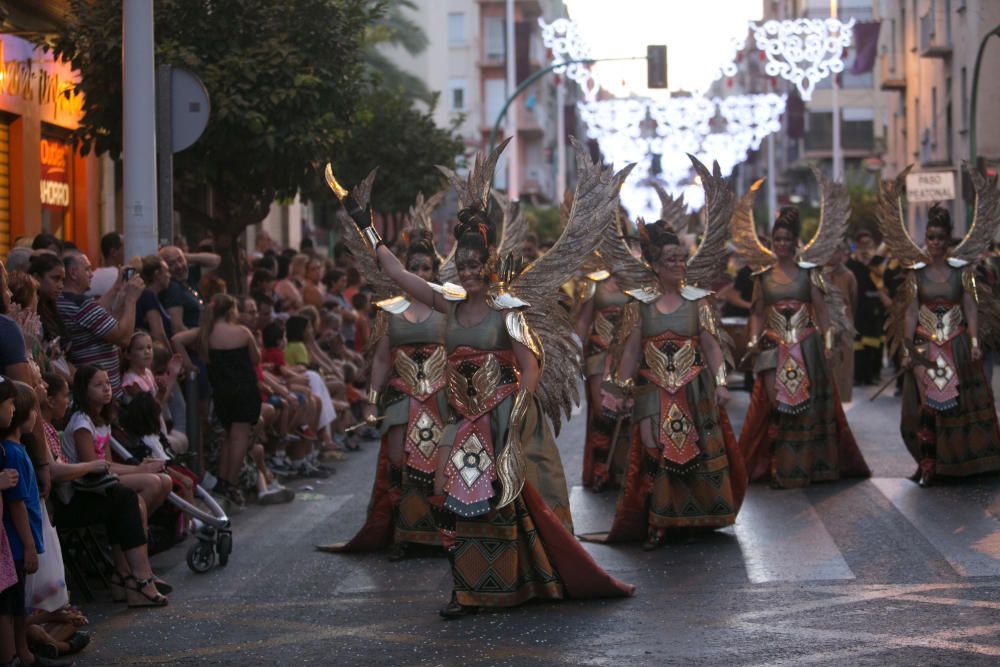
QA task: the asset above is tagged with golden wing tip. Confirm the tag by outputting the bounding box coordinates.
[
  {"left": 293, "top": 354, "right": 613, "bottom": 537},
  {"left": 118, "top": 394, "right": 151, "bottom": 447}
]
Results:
[{"left": 750, "top": 178, "right": 765, "bottom": 191}]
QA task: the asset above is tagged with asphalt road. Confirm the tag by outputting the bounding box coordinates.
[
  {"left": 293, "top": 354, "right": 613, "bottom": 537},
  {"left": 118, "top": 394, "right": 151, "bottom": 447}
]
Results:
[{"left": 74, "top": 379, "right": 1000, "bottom": 666}]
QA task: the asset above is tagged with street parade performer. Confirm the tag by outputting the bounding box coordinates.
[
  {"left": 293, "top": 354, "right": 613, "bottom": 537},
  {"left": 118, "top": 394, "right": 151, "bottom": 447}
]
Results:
[
  {"left": 325, "top": 138, "right": 635, "bottom": 618},
  {"left": 735, "top": 169, "right": 870, "bottom": 488},
  {"left": 575, "top": 189, "right": 677, "bottom": 493},
  {"left": 581, "top": 157, "right": 746, "bottom": 548},
  {"left": 317, "top": 190, "right": 448, "bottom": 558},
  {"left": 879, "top": 166, "right": 1000, "bottom": 487}
]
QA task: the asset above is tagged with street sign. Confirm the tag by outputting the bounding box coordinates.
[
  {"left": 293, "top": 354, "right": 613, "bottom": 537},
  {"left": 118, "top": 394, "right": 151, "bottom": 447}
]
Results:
[
  {"left": 905, "top": 170, "right": 956, "bottom": 203},
  {"left": 170, "top": 66, "right": 210, "bottom": 153}
]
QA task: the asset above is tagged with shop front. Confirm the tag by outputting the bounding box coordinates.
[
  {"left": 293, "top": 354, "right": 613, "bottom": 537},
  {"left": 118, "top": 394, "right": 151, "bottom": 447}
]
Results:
[{"left": 0, "top": 32, "right": 97, "bottom": 257}]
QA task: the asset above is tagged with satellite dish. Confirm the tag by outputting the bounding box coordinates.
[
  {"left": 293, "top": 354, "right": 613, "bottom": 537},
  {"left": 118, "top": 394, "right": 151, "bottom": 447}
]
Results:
[{"left": 170, "top": 67, "right": 210, "bottom": 153}]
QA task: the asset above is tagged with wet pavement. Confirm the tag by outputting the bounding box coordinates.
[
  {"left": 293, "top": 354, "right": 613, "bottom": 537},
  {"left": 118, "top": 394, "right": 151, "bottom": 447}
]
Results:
[{"left": 74, "top": 379, "right": 1000, "bottom": 666}]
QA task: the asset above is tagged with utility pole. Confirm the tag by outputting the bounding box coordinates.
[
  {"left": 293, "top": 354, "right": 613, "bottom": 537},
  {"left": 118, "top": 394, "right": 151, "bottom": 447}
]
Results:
[
  {"left": 505, "top": 0, "right": 519, "bottom": 199},
  {"left": 122, "top": 0, "right": 159, "bottom": 260},
  {"left": 831, "top": 0, "right": 843, "bottom": 179},
  {"left": 556, "top": 76, "right": 566, "bottom": 202}
]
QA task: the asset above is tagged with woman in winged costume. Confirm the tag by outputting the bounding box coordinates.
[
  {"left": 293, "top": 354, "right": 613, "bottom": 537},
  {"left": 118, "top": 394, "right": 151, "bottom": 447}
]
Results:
[
  {"left": 326, "top": 138, "right": 634, "bottom": 618},
  {"left": 735, "top": 170, "right": 870, "bottom": 488},
  {"left": 576, "top": 189, "right": 680, "bottom": 492},
  {"left": 317, "top": 191, "right": 448, "bottom": 558},
  {"left": 583, "top": 158, "right": 747, "bottom": 549},
  {"left": 879, "top": 166, "right": 1000, "bottom": 487}
]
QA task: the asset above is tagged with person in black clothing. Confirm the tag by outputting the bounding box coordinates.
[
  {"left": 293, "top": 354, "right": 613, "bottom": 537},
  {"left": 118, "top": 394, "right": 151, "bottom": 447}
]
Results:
[
  {"left": 721, "top": 262, "right": 755, "bottom": 390},
  {"left": 847, "top": 230, "right": 886, "bottom": 385}
]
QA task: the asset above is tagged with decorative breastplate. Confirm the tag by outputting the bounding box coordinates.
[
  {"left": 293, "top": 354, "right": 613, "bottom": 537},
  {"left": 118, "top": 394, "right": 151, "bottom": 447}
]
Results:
[
  {"left": 389, "top": 344, "right": 447, "bottom": 399},
  {"left": 591, "top": 308, "right": 619, "bottom": 349},
  {"left": 640, "top": 333, "right": 703, "bottom": 393},
  {"left": 765, "top": 302, "right": 814, "bottom": 345},
  {"left": 917, "top": 302, "right": 964, "bottom": 343},
  {"left": 446, "top": 347, "right": 519, "bottom": 418}
]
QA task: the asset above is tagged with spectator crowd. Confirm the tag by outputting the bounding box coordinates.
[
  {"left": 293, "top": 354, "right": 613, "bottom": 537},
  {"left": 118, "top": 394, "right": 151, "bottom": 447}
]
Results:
[{"left": 0, "top": 229, "right": 377, "bottom": 666}]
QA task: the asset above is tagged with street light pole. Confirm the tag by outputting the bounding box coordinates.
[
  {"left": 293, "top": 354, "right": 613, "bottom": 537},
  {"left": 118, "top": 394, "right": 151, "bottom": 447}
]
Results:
[
  {"left": 968, "top": 25, "right": 1000, "bottom": 164},
  {"left": 831, "top": 0, "right": 843, "bottom": 179},
  {"left": 505, "top": 0, "right": 519, "bottom": 199},
  {"left": 122, "top": 0, "right": 159, "bottom": 260}
]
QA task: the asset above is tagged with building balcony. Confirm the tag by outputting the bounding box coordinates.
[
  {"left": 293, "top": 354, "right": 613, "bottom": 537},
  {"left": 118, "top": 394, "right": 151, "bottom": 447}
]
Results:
[
  {"left": 880, "top": 54, "right": 906, "bottom": 91},
  {"left": 919, "top": 10, "right": 952, "bottom": 58}
]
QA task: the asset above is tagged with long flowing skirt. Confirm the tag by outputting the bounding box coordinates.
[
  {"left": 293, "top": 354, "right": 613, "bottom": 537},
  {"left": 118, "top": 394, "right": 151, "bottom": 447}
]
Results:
[
  {"left": 740, "top": 332, "right": 870, "bottom": 487},
  {"left": 900, "top": 334, "right": 1000, "bottom": 477},
  {"left": 583, "top": 372, "right": 748, "bottom": 543}
]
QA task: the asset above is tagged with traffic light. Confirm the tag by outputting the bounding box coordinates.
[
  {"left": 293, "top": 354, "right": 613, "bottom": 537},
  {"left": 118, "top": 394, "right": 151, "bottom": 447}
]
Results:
[{"left": 647, "top": 45, "right": 667, "bottom": 89}]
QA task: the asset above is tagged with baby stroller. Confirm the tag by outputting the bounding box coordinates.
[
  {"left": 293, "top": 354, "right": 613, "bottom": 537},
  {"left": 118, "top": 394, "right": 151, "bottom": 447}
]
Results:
[{"left": 107, "top": 435, "right": 233, "bottom": 573}]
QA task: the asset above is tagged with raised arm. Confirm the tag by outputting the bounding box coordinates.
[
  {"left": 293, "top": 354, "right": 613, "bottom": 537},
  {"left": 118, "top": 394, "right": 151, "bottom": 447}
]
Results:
[{"left": 375, "top": 246, "right": 446, "bottom": 313}]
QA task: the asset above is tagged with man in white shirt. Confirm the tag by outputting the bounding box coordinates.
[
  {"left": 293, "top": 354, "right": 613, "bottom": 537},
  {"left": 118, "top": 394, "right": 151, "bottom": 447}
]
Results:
[{"left": 87, "top": 232, "right": 124, "bottom": 297}]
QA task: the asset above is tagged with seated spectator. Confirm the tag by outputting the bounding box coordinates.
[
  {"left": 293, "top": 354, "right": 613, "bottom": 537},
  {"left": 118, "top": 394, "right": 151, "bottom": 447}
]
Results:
[
  {"left": 62, "top": 366, "right": 171, "bottom": 516},
  {"left": 44, "top": 375, "right": 169, "bottom": 608},
  {"left": 57, "top": 253, "right": 143, "bottom": 398},
  {"left": 274, "top": 254, "right": 307, "bottom": 314},
  {"left": 28, "top": 254, "right": 66, "bottom": 348},
  {"left": 5, "top": 248, "right": 32, "bottom": 275},
  {"left": 302, "top": 258, "right": 326, "bottom": 308},
  {"left": 158, "top": 246, "right": 214, "bottom": 333},
  {"left": 351, "top": 292, "right": 370, "bottom": 353}
]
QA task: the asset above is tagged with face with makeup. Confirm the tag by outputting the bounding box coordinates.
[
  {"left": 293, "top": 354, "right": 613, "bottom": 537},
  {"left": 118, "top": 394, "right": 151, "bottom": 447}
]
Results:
[
  {"left": 771, "top": 227, "right": 797, "bottom": 260},
  {"left": 655, "top": 243, "right": 688, "bottom": 288},
  {"left": 455, "top": 247, "right": 486, "bottom": 295},
  {"left": 925, "top": 224, "right": 950, "bottom": 260},
  {"left": 407, "top": 252, "right": 435, "bottom": 282}
]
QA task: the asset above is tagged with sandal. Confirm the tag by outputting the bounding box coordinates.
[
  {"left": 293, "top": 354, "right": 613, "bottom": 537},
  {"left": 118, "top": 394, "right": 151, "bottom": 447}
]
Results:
[
  {"left": 153, "top": 578, "right": 173, "bottom": 595},
  {"left": 109, "top": 571, "right": 129, "bottom": 603},
  {"left": 126, "top": 576, "right": 168, "bottom": 607},
  {"left": 66, "top": 630, "right": 91, "bottom": 655}
]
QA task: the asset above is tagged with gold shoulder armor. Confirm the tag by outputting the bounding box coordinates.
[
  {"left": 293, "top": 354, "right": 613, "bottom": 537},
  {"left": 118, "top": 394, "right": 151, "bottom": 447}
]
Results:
[
  {"left": 505, "top": 311, "right": 542, "bottom": 360},
  {"left": 698, "top": 298, "right": 720, "bottom": 337},
  {"left": 962, "top": 266, "right": 979, "bottom": 303},
  {"left": 495, "top": 388, "right": 530, "bottom": 508}
]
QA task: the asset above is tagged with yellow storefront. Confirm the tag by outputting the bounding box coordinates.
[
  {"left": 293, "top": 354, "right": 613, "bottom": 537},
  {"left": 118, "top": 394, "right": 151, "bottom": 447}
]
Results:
[{"left": 0, "top": 33, "right": 98, "bottom": 258}]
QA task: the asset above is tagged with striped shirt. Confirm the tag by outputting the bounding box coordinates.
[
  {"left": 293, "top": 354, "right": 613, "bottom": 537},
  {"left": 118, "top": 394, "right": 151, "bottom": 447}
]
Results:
[{"left": 56, "top": 291, "right": 123, "bottom": 396}]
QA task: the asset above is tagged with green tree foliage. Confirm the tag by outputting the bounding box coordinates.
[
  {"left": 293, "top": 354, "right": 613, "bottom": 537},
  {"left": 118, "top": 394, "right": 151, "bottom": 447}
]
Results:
[
  {"left": 328, "top": 89, "right": 464, "bottom": 242},
  {"left": 363, "top": 0, "right": 433, "bottom": 103},
  {"left": 48, "top": 0, "right": 376, "bottom": 282},
  {"left": 522, "top": 205, "right": 562, "bottom": 244}
]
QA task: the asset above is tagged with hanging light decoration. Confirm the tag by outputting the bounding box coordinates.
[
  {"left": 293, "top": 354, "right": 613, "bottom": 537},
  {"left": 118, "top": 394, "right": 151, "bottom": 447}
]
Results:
[
  {"left": 538, "top": 18, "right": 600, "bottom": 101},
  {"left": 750, "top": 18, "right": 855, "bottom": 101}
]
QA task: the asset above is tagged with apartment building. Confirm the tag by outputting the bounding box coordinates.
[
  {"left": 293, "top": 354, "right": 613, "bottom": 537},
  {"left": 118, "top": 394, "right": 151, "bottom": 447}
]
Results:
[
  {"left": 880, "top": 0, "right": 1000, "bottom": 235},
  {"left": 379, "top": 0, "right": 570, "bottom": 204}
]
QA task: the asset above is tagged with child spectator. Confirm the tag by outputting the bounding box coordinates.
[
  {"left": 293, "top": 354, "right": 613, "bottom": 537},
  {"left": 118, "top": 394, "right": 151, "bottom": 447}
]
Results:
[
  {"left": 122, "top": 331, "right": 156, "bottom": 396},
  {"left": 0, "top": 380, "right": 50, "bottom": 667},
  {"left": 63, "top": 366, "right": 172, "bottom": 515}
]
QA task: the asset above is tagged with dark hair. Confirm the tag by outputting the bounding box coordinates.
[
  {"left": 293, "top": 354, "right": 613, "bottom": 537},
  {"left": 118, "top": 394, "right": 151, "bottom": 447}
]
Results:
[
  {"left": 285, "top": 315, "right": 308, "bottom": 343},
  {"left": 322, "top": 268, "right": 345, "bottom": 289},
  {"left": 346, "top": 267, "right": 360, "bottom": 287},
  {"left": 31, "top": 233, "right": 61, "bottom": 253},
  {"left": 71, "top": 365, "right": 115, "bottom": 425},
  {"left": 639, "top": 219, "right": 681, "bottom": 265},
  {"left": 100, "top": 232, "right": 123, "bottom": 259},
  {"left": 333, "top": 242, "right": 352, "bottom": 261},
  {"left": 262, "top": 321, "right": 285, "bottom": 348},
  {"left": 350, "top": 292, "right": 368, "bottom": 310},
  {"left": 120, "top": 391, "right": 161, "bottom": 437},
  {"left": 43, "top": 372, "right": 67, "bottom": 398},
  {"left": 0, "top": 381, "right": 37, "bottom": 440},
  {"left": 854, "top": 229, "right": 874, "bottom": 242},
  {"left": 300, "top": 238, "right": 315, "bottom": 251},
  {"left": 253, "top": 255, "right": 277, "bottom": 273},
  {"left": 453, "top": 205, "right": 497, "bottom": 265},
  {"left": 405, "top": 230, "right": 441, "bottom": 274},
  {"left": 250, "top": 269, "right": 276, "bottom": 292},
  {"left": 773, "top": 206, "right": 801, "bottom": 238},
  {"left": 0, "top": 375, "right": 17, "bottom": 405},
  {"left": 927, "top": 203, "right": 953, "bottom": 235},
  {"left": 275, "top": 254, "right": 290, "bottom": 281},
  {"left": 27, "top": 252, "right": 62, "bottom": 279},
  {"left": 251, "top": 290, "right": 274, "bottom": 309}
]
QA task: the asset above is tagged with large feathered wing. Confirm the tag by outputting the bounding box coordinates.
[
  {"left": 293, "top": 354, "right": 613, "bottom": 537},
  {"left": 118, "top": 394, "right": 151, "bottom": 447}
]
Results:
[
  {"left": 494, "top": 189, "right": 527, "bottom": 260},
  {"left": 801, "top": 165, "right": 851, "bottom": 266},
  {"left": 876, "top": 165, "right": 927, "bottom": 268},
  {"left": 329, "top": 169, "right": 398, "bottom": 303},
  {"left": 730, "top": 178, "right": 774, "bottom": 270},
  {"left": 503, "top": 139, "right": 635, "bottom": 433},
  {"left": 952, "top": 163, "right": 1000, "bottom": 263},
  {"left": 652, "top": 182, "right": 687, "bottom": 226},
  {"left": 686, "top": 155, "right": 735, "bottom": 290}
]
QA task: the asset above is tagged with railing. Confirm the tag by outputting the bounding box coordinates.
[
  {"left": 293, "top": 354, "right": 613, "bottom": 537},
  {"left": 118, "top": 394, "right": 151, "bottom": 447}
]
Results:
[
  {"left": 880, "top": 53, "right": 906, "bottom": 90},
  {"left": 920, "top": 10, "right": 952, "bottom": 58}
]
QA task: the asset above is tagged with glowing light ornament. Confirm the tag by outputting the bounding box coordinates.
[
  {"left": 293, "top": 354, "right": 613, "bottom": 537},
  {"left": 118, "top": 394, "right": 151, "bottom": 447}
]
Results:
[
  {"left": 751, "top": 18, "right": 854, "bottom": 101},
  {"left": 538, "top": 18, "right": 600, "bottom": 101},
  {"left": 710, "top": 31, "right": 749, "bottom": 82}
]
